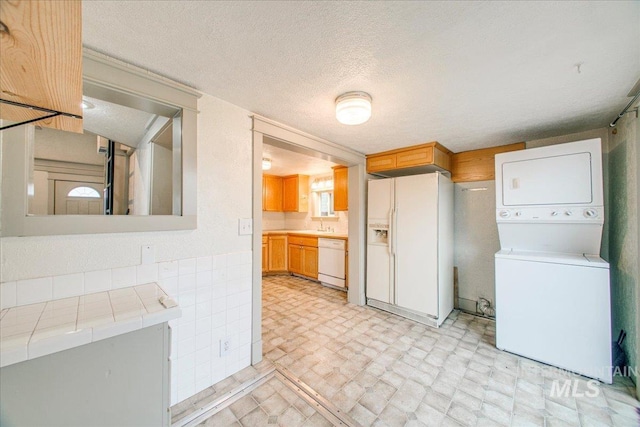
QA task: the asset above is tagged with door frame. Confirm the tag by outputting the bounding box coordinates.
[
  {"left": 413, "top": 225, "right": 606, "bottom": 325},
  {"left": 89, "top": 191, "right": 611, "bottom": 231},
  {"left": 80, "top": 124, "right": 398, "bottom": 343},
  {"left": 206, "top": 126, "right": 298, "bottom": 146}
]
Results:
[{"left": 250, "top": 115, "right": 366, "bottom": 364}]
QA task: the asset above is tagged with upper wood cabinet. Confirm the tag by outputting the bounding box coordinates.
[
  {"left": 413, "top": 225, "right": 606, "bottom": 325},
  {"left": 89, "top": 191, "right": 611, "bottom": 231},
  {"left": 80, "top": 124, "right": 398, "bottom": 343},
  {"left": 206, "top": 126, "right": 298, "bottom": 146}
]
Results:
[
  {"left": 451, "top": 142, "right": 525, "bottom": 182},
  {"left": 333, "top": 166, "right": 348, "bottom": 211},
  {"left": 262, "top": 174, "right": 283, "bottom": 212},
  {"left": 366, "top": 142, "right": 452, "bottom": 175},
  {"left": 283, "top": 175, "right": 309, "bottom": 212},
  {"left": 0, "top": 0, "right": 83, "bottom": 133}
]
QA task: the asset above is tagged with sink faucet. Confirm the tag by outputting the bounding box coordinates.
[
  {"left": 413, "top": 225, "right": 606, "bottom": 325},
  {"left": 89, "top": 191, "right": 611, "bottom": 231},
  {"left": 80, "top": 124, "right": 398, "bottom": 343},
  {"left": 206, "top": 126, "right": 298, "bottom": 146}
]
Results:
[{"left": 318, "top": 218, "right": 325, "bottom": 231}]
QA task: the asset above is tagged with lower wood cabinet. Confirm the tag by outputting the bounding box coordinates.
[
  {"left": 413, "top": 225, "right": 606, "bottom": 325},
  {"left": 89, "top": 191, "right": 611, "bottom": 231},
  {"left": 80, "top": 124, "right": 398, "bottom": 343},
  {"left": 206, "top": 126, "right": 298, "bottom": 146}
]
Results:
[
  {"left": 267, "top": 235, "right": 287, "bottom": 272},
  {"left": 287, "top": 235, "right": 318, "bottom": 279},
  {"left": 262, "top": 236, "right": 268, "bottom": 273},
  {"left": 263, "top": 233, "right": 320, "bottom": 280},
  {"left": 288, "top": 244, "right": 318, "bottom": 279},
  {"left": 303, "top": 246, "right": 318, "bottom": 279}
]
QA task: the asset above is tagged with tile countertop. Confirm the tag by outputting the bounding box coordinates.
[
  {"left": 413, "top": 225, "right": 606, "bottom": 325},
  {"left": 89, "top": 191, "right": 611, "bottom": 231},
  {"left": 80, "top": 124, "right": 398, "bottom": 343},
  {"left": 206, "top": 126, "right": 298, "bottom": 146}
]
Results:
[
  {"left": 263, "top": 230, "right": 348, "bottom": 240},
  {"left": 0, "top": 283, "right": 181, "bottom": 368}
]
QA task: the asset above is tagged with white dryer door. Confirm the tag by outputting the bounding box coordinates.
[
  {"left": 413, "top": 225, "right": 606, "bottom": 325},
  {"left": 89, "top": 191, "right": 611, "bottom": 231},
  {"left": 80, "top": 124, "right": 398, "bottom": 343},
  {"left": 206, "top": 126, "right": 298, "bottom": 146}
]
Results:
[{"left": 501, "top": 152, "right": 593, "bottom": 206}]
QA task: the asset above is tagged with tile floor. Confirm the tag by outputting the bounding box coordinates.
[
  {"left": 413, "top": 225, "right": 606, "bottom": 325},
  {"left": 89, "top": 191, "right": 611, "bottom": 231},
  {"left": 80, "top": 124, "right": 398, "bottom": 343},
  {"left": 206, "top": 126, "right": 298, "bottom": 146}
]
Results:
[
  {"left": 173, "top": 275, "right": 640, "bottom": 426},
  {"left": 197, "top": 372, "right": 337, "bottom": 427}
]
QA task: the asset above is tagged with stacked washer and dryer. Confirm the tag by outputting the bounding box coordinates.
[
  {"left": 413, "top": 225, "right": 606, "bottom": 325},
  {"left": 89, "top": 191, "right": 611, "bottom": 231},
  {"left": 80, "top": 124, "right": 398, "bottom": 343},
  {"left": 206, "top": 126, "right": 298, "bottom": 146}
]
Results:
[{"left": 494, "top": 138, "right": 612, "bottom": 383}]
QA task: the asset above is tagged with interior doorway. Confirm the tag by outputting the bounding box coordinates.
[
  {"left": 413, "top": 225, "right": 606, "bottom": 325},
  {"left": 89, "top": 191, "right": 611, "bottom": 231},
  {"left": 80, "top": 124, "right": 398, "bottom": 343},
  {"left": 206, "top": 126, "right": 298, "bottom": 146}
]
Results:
[{"left": 250, "top": 116, "right": 367, "bottom": 366}]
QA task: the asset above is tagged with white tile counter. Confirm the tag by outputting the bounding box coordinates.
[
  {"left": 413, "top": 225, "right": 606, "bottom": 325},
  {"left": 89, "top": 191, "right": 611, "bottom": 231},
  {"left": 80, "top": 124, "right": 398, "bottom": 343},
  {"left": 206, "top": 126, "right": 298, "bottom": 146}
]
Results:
[{"left": 0, "top": 283, "right": 180, "bottom": 368}]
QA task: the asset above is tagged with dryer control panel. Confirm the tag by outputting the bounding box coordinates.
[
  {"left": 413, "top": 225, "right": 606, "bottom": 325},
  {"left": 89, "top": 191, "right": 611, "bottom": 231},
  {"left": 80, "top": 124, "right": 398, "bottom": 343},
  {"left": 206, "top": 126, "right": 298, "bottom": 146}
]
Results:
[{"left": 496, "top": 206, "right": 604, "bottom": 223}]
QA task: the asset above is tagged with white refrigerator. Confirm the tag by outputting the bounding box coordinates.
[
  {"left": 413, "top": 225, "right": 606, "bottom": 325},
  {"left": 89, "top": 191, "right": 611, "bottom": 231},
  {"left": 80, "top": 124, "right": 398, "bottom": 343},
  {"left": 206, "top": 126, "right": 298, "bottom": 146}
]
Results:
[{"left": 366, "top": 172, "right": 454, "bottom": 327}]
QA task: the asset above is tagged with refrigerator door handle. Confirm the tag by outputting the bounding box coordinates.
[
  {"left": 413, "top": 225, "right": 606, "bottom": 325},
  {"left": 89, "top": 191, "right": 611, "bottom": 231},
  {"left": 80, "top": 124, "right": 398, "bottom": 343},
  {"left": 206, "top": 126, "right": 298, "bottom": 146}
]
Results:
[
  {"left": 388, "top": 208, "right": 394, "bottom": 255},
  {"left": 393, "top": 205, "right": 398, "bottom": 304},
  {"left": 393, "top": 205, "right": 398, "bottom": 256}
]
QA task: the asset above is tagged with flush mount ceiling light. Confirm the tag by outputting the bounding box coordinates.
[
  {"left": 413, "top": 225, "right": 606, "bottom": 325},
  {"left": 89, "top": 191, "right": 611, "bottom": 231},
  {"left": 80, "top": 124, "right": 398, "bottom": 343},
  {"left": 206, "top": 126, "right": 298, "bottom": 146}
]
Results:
[
  {"left": 262, "top": 158, "right": 272, "bottom": 170},
  {"left": 335, "top": 91, "right": 372, "bottom": 125}
]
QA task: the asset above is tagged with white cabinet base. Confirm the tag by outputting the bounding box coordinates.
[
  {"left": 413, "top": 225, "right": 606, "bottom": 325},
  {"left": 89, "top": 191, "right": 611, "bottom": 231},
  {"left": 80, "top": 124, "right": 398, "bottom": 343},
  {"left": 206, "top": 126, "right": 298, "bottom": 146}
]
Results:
[{"left": 0, "top": 323, "right": 171, "bottom": 426}]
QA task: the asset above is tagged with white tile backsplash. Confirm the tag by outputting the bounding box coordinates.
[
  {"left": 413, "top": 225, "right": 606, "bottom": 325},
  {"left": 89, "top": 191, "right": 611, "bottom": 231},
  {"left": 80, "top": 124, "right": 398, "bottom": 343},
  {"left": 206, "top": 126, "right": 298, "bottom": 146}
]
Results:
[
  {"left": 178, "top": 258, "right": 197, "bottom": 276},
  {"left": 196, "top": 271, "right": 212, "bottom": 289},
  {"left": 136, "top": 263, "right": 159, "bottom": 285},
  {"left": 196, "top": 256, "right": 213, "bottom": 272},
  {"left": 0, "top": 249, "right": 253, "bottom": 406},
  {"left": 0, "top": 282, "right": 17, "bottom": 310},
  {"left": 212, "top": 254, "right": 227, "bottom": 271},
  {"left": 52, "top": 273, "right": 84, "bottom": 300},
  {"left": 178, "top": 274, "right": 196, "bottom": 293},
  {"left": 84, "top": 270, "right": 112, "bottom": 294},
  {"left": 111, "top": 266, "right": 136, "bottom": 289},
  {"left": 16, "top": 277, "right": 53, "bottom": 306},
  {"left": 159, "top": 261, "right": 179, "bottom": 279}
]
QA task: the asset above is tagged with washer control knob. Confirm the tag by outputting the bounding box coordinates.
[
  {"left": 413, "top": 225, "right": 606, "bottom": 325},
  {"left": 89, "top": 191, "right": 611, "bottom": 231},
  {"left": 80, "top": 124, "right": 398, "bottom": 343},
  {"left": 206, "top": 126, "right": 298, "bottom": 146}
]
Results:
[
  {"left": 551, "top": 211, "right": 559, "bottom": 216},
  {"left": 515, "top": 211, "right": 523, "bottom": 217},
  {"left": 565, "top": 210, "right": 573, "bottom": 216},
  {"left": 584, "top": 208, "right": 598, "bottom": 218},
  {"left": 499, "top": 210, "right": 510, "bottom": 218}
]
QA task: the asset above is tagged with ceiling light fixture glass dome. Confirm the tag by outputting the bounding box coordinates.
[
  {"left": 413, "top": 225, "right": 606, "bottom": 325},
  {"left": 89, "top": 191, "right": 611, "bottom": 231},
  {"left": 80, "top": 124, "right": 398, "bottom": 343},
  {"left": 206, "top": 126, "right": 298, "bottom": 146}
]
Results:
[{"left": 335, "top": 91, "right": 372, "bottom": 125}]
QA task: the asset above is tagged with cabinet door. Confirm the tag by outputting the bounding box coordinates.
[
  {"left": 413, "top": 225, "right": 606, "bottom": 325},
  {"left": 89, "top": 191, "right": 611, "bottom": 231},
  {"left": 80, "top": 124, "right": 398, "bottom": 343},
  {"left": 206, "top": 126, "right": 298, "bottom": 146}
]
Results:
[
  {"left": 263, "top": 175, "right": 283, "bottom": 212},
  {"left": 302, "top": 246, "right": 318, "bottom": 279},
  {"left": 396, "top": 146, "right": 433, "bottom": 169},
  {"left": 282, "top": 176, "right": 298, "bottom": 212},
  {"left": 288, "top": 244, "right": 302, "bottom": 274},
  {"left": 366, "top": 153, "right": 396, "bottom": 173},
  {"left": 282, "top": 175, "right": 309, "bottom": 212},
  {"left": 333, "top": 166, "right": 348, "bottom": 211},
  {"left": 262, "top": 242, "right": 268, "bottom": 273},
  {"left": 268, "top": 236, "right": 287, "bottom": 271}
]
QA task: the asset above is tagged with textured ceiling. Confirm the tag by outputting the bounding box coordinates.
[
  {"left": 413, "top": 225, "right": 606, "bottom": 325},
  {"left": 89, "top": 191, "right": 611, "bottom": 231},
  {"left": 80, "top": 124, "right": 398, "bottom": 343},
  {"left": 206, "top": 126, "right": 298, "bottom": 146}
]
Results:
[
  {"left": 83, "top": 1, "right": 640, "bottom": 154},
  {"left": 263, "top": 143, "right": 338, "bottom": 177},
  {"left": 82, "top": 96, "right": 155, "bottom": 148}
]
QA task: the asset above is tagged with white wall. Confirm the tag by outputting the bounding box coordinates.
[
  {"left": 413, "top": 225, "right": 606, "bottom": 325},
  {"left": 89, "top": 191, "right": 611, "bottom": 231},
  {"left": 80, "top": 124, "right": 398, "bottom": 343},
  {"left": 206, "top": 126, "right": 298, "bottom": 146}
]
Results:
[
  {"left": 453, "top": 180, "right": 500, "bottom": 313},
  {"left": 30, "top": 170, "right": 49, "bottom": 215},
  {"left": 0, "top": 94, "right": 254, "bottom": 405},
  {"left": 262, "top": 211, "right": 285, "bottom": 230},
  {"left": 131, "top": 142, "right": 152, "bottom": 215},
  {"left": 607, "top": 107, "right": 638, "bottom": 388},
  {"left": 34, "top": 127, "right": 104, "bottom": 165},
  {"left": 151, "top": 143, "right": 173, "bottom": 215}
]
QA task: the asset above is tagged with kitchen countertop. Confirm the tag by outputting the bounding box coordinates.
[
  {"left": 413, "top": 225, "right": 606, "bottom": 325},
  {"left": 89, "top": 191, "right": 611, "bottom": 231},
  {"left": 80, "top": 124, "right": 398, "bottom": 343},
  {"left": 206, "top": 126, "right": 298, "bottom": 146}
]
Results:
[
  {"left": 0, "top": 283, "right": 180, "bottom": 368},
  {"left": 263, "top": 229, "right": 348, "bottom": 240}
]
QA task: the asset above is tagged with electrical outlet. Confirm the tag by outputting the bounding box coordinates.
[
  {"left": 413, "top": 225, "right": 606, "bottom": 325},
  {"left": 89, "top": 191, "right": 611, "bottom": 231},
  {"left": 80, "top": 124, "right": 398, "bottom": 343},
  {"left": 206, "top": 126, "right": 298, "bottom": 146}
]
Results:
[
  {"left": 238, "top": 218, "right": 253, "bottom": 235},
  {"left": 220, "top": 338, "right": 231, "bottom": 357}
]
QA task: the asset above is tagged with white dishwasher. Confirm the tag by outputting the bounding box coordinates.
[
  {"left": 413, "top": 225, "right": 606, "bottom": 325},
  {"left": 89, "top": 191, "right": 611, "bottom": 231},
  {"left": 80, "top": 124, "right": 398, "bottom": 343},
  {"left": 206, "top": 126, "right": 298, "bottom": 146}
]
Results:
[{"left": 318, "top": 238, "right": 346, "bottom": 288}]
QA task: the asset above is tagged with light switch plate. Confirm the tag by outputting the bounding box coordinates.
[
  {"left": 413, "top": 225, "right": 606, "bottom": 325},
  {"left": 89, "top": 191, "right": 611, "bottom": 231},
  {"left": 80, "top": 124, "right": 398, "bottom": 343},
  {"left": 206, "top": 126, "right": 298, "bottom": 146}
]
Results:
[
  {"left": 141, "top": 245, "right": 155, "bottom": 265},
  {"left": 238, "top": 218, "right": 253, "bottom": 235}
]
